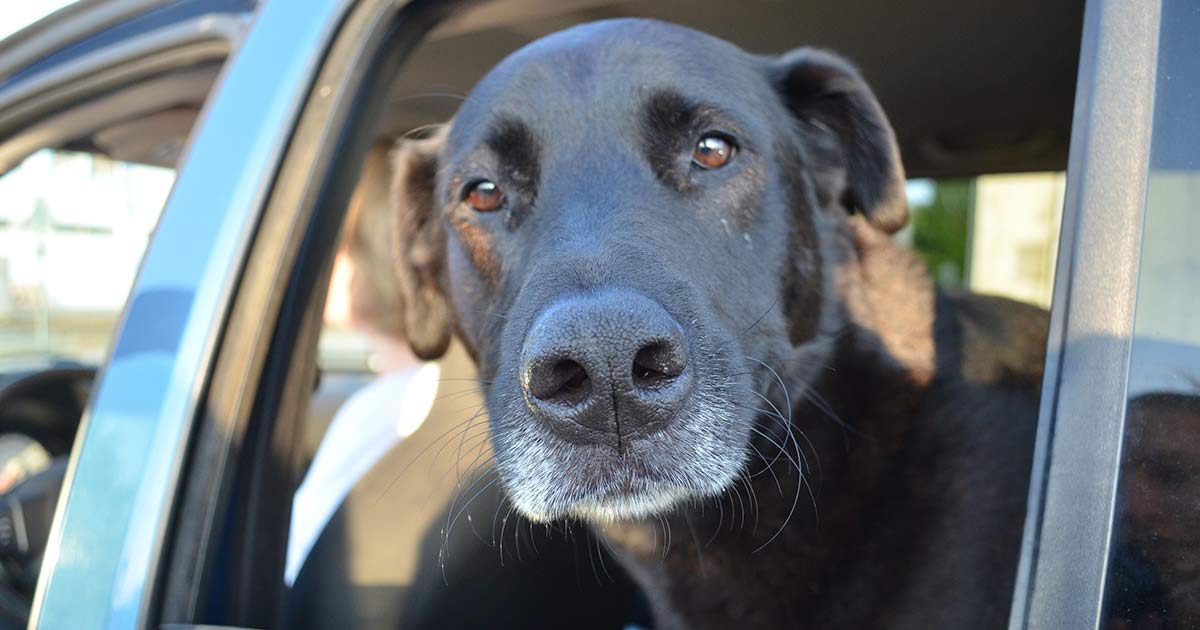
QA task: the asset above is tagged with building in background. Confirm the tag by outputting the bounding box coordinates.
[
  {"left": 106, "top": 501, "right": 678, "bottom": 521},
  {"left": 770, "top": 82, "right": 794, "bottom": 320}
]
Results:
[
  {"left": 907, "top": 172, "right": 1065, "bottom": 309},
  {"left": 970, "top": 173, "right": 1065, "bottom": 308},
  {"left": 0, "top": 150, "right": 172, "bottom": 363}
]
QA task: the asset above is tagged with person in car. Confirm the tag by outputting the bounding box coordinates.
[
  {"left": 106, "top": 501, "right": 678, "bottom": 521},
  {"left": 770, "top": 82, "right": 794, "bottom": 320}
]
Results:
[{"left": 285, "top": 146, "right": 440, "bottom": 586}]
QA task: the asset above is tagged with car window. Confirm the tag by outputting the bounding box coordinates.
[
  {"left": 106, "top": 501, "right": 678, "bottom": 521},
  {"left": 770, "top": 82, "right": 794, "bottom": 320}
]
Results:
[
  {"left": 1102, "top": 0, "right": 1200, "bottom": 625},
  {"left": 905, "top": 173, "right": 1064, "bottom": 306},
  {"left": 0, "top": 149, "right": 173, "bottom": 368}
]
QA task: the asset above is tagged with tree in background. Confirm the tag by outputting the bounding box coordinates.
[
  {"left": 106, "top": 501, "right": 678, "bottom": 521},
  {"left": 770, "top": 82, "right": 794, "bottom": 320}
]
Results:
[{"left": 910, "top": 179, "right": 973, "bottom": 288}]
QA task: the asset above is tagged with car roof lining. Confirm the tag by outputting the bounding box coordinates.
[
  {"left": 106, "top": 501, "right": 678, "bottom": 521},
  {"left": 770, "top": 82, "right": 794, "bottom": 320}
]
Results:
[
  {"left": 379, "top": 0, "right": 1085, "bottom": 178},
  {"left": 0, "top": 63, "right": 217, "bottom": 174}
]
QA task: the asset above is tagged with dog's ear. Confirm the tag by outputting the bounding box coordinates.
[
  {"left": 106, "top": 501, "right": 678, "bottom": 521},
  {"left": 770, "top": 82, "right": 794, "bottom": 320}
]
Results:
[
  {"left": 390, "top": 126, "right": 452, "bottom": 360},
  {"left": 771, "top": 48, "right": 908, "bottom": 233}
]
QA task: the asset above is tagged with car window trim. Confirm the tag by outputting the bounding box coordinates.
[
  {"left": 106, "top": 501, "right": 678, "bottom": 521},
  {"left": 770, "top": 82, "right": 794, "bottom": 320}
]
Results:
[
  {"left": 1008, "top": 0, "right": 1162, "bottom": 628},
  {"left": 26, "top": 0, "right": 360, "bottom": 627},
  {"left": 0, "top": 0, "right": 253, "bottom": 89},
  {"left": 0, "top": 16, "right": 245, "bottom": 137},
  {"left": 155, "top": 0, "right": 459, "bottom": 623},
  {"left": 0, "top": 62, "right": 223, "bottom": 174}
]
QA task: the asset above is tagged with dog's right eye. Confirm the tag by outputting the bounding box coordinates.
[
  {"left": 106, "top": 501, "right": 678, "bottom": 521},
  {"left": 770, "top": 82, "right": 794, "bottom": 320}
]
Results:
[
  {"left": 463, "top": 180, "right": 505, "bottom": 212},
  {"left": 692, "top": 134, "right": 736, "bottom": 170}
]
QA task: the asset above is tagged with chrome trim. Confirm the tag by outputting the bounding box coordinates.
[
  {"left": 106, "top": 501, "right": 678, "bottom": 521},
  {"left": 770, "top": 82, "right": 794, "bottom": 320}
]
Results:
[
  {"left": 0, "top": 0, "right": 172, "bottom": 80},
  {"left": 29, "top": 0, "right": 357, "bottom": 627},
  {"left": 0, "top": 16, "right": 247, "bottom": 127},
  {"left": 0, "top": 63, "right": 223, "bottom": 174},
  {"left": 1008, "top": 0, "right": 1162, "bottom": 628}
]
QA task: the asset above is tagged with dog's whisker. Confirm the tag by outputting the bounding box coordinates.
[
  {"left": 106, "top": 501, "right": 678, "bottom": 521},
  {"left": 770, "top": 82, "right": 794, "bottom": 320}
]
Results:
[
  {"left": 425, "top": 411, "right": 488, "bottom": 475},
  {"left": 397, "top": 121, "right": 449, "bottom": 142},
  {"left": 434, "top": 387, "right": 488, "bottom": 404},
  {"left": 742, "top": 473, "right": 762, "bottom": 535},
  {"left": 731, "top": 478, "right": 747, "bottom": 531},
  {"left": 747, "top": 357, "right": 794, "bottom": 423},
  {"left": 738, "top": 358, "right": 813, "bottom": 553},
  {"left": 586, "top": 529, "right": 603, "bottom": 585},
  {"left": 739, "top": 295, "right": 779, "bottom": 338},
  {"left": 665, "top": 517, "right": 674, "bottom": 562},
  {"left": 526, "top": 518, "right": 540, "bottom": 557},
  {"left": 744, "top": 393, "right": 812, "bottom": 476},
  {"left": 594, "top": 531, "right": 616, "bottom": 583},
  {"left": 734, "top": 402, "right": 796, "bottom": 473},
  {"left": 439, "top": 469, "right": 500, "bottom": 583},
  {"left": 490, "top": 491, "right": 508, "bottom": 548},
  {"left": 752, "top": 462, "right": 804, "bottom": 553},
  {"left": 747, "top": 425, "right": 803, "bottom": 481},
  {"left": 684, "top": 513, "right": 709, "bottom": 577},
  {"left": 445, "top": 448, "right": 495, "bottom": 497},
  {"left": 425, "top": 428, "right": 489, "bottom": 488},
  {"left": 745, "top": 438, "right": 785, "bottom": 496},
  {"left": 742, "top": 390, "right": 824, "bottom": 481},
  {"left": 453, "top": 412, "right": 492, "bottom": 481},
  {"left": 498, "top": 501, "right": 517, "bottom": 567},
  {"left": 706, "top": 491, "right": 726, "bottom": 547},
  {"left": 390, "top": 91, "right": 468, "bottom": 106},
  {"left": 374, "top": 407, "right": 489, "bottom": 504},
  {"left": 456, "top": 306, "right": 511, "bottom": 321},
  {"left": 803, "top": 386, "right": 868, "bottom": 441}
]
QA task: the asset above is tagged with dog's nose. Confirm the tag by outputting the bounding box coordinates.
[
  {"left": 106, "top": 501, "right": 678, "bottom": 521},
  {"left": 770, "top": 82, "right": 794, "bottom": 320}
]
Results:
[{"left": 520, "top": 291, "right": 692, "bottom": 446}]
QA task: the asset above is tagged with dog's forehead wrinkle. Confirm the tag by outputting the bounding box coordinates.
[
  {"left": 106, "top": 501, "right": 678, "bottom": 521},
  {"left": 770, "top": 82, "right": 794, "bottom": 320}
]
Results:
[
  {"left": 448, "top": 22, "right": 778, "bottom": 171},
  {"left": 497, "top": 18, "right": 746, "bottom": 84}
]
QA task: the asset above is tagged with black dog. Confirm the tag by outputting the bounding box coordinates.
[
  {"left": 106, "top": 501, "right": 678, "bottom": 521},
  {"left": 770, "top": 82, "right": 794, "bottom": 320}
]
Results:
[{"left": 389, "top": 19, "right": 1048, "bottom": 629}]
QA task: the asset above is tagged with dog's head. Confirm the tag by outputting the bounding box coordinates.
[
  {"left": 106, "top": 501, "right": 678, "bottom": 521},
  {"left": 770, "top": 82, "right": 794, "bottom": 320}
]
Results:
[{"left": 390, "top": 19, "right": 907, "bottom": 523}]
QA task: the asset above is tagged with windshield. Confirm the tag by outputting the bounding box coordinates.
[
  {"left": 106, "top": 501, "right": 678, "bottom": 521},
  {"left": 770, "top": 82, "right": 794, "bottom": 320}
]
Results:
[{"left": 0, "top": 149, "right": 173, "bottom": 369}]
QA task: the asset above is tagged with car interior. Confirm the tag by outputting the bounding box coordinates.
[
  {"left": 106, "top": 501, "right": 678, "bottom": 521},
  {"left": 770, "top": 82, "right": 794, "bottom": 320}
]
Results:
[{"left": 0, "top": 0, "right": 1088, "bottom": 627}]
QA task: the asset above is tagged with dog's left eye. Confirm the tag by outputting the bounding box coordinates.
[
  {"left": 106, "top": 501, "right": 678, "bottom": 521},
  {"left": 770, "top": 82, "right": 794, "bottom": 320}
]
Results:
[
  {"left": 463, "top": 179, "right": 505, "bottom": 212},
  {"left": 692, "top": 134, "right": 736, "bottom": 169}
]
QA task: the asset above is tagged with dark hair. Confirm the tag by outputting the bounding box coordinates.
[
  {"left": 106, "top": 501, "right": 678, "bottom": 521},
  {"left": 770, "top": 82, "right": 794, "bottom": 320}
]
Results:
[{"left": 343, "top": 143, "right": 408, "bottom": 339}]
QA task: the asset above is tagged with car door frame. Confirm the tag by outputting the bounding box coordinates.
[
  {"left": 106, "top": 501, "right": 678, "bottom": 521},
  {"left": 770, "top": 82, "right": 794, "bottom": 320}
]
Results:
[
  {"left": 152, "top": 0, "right": 456, "bottom": 625},
  {"left": 1007, "top": 0, "right": 1168, "bottom": 628},
  {"left": 25, "top": 0, "right": 464, "bottom": 627}
]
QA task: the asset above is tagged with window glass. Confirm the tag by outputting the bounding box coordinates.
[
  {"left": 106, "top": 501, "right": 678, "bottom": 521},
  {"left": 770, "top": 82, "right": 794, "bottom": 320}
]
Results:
[
  {"left": 0, "top": 150, "right": 173, "bottom": 368},
  {"left": 905, "top": 173, "right": 1064, "bottom": 306},
  {"left": 1103, "top": 1, "right": 1200, "bottom": 626}
]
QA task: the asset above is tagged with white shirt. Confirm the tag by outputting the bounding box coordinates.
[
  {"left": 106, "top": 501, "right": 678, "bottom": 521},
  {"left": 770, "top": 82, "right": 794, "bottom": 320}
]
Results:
[{"left": 285, "top": 362, "right": 440, "bottom": 585}]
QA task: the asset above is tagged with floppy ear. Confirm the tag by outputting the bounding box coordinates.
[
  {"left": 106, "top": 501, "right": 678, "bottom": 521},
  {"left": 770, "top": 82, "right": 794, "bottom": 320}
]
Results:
[
  {"left": 389, "top": 126, "right": 452, "bottom": 360},
  {"left": 771, "top": 48, "right": 908, "bottom": 233}
]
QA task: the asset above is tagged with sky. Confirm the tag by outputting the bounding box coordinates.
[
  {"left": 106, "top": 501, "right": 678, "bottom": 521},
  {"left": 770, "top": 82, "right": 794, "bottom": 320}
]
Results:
[{"left": 0, "top": 1, "right": 78, "bottom": 42}]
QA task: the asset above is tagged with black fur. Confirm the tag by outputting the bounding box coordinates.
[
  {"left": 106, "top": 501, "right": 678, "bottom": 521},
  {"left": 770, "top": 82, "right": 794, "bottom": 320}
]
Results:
[
  {"left": 485, "top": 116, "right": 542, "bottom": 224},
  {"left": 389, "top": 18, "right": 1047, "bottom": 629}
]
